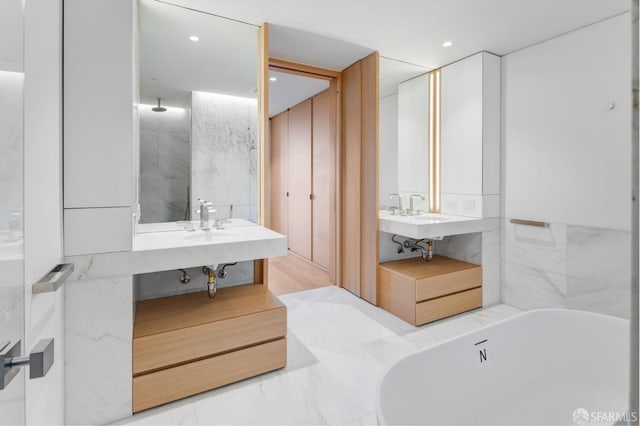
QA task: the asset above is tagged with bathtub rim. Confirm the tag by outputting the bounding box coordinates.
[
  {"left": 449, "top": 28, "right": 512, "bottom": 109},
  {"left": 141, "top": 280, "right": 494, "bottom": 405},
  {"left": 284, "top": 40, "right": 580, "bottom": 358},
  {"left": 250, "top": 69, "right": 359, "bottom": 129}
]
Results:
[{"left": 375, "top": 308, "right": 630, "bottom": 426}]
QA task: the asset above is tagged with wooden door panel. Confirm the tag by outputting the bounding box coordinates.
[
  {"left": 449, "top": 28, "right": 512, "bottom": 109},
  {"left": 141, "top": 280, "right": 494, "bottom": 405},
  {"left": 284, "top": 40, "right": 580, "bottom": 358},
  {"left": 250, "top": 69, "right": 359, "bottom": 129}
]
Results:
[
  {"left": 341, "top": 61, "right": 362, "bottom": 296},
  {"left": 269, "top": 112, "right": 288, "bottom": 236},
  {"left": 312, "top": 89, "right": 332, "bottom": 269},
  {"left": 287, "top": 99, "right": 312, "bottom": 259}
]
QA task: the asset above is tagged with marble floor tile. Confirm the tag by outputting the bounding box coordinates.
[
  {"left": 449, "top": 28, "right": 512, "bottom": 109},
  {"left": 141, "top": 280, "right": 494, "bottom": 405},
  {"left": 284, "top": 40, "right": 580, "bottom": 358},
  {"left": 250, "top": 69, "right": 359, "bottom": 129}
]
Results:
[{"left": 116, "top": 286, "right": 522, "bottom": 426}]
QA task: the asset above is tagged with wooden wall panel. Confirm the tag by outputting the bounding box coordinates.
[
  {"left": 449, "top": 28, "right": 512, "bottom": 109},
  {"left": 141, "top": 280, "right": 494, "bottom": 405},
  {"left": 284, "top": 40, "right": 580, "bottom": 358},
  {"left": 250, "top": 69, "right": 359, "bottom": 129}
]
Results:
[
  {"left": 269, "top": 112, "right": 289, "bottom": 237},
  {"left": 360, "top": 52, "right": 379, "bottom": 304},
  {"left": 287, "top": 99, "right": 313, "bottom": 259},
  {"left": 330, "top": 78, "right": 340, "bottom": 285},
  {"left": 340, "top": 53, "right": 379, "bottom": 303},
  {"left": 341, "top": 61, "right": 363, "bottom": 296},
  {"left": 257, "top": 23, "right": 269, "bottom": 285},
  {"left": 312, "top": 89, "right": 332, "bottom": 269}
]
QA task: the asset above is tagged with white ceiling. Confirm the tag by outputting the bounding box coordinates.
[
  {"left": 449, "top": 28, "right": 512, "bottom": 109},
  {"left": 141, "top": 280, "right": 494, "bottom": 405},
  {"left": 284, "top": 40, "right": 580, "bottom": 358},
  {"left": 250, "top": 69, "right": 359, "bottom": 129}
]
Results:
[
  {"left": 163, "top": 0, "right": 629, "bottom": 70},
  {"left": 139, "top": 0, "right": 258, "bottom": 108},
  {"left": 142, "top": 0, "right": 629, "bottom": 111},
  {"left": 268, "top": 70, "right": 330, "bottom": 117}
]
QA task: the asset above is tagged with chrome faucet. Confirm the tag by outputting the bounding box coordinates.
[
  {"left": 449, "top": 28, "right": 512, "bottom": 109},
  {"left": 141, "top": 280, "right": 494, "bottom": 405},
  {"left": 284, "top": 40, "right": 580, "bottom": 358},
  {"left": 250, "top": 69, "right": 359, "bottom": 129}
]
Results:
[
  {"left": 409, "top": 194, "right": 425, "bottom": 216},
  {"left": 196, "top": 199, "right": 216, "bottom": 230},
  {"left": 389, "top": 193, "right": 403, "bottom": 215}
]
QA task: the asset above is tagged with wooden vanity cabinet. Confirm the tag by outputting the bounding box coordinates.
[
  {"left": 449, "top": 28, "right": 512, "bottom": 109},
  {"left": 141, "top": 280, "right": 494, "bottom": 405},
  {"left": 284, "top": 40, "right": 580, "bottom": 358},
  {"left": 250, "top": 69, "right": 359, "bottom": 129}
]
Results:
[
  {"left": 378, "top": 255, "right": 482, "bottom": 326},
  {"left": 132, "top": 284, "right": 286, "bottom": 412}
]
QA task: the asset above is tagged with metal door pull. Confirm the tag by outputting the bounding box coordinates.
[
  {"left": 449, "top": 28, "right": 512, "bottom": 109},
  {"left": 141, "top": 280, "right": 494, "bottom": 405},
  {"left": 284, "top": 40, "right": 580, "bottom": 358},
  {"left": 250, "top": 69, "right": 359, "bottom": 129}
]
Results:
[
  {"left": 32, "top": 263, "right": 74, "bottom": 294},
  {"left": 0, "top": 339, "right": 54, "bottom": 390}
]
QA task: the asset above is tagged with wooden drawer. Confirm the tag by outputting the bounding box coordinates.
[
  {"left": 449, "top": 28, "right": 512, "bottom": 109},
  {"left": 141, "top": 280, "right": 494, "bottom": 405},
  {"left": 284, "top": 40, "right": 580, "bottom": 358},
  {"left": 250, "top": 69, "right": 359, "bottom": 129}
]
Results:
[
  {"left": 133, "top": 284, "right": 286, "bottom": 375},
  {"left": 416, "top": 267, "right": 482, "bottom": 302},
  {"left": 134, "top": 308, "right": 286, "bottom": 375},
  {"left": 415, "top": 287, "right": 482, "bottom": 325},
  {"left": 133, "top": 338, "right": 286, "bottom": 413},
  {"left": 378, "top": 255, "right": 483, "bottom": 326}
]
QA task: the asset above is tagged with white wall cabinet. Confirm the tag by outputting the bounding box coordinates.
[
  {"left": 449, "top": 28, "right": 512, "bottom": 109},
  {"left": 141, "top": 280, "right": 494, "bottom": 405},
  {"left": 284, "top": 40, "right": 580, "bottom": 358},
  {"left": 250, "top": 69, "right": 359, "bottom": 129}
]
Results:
[
  {"left": 397, "top": 73, "right": 429, "bottom": 205},
  {"left": 63, "top": 0, "right": 135, "bottom": 255},
  {"left": 440, "top": 52, "right": 500, "bottom": 218}
]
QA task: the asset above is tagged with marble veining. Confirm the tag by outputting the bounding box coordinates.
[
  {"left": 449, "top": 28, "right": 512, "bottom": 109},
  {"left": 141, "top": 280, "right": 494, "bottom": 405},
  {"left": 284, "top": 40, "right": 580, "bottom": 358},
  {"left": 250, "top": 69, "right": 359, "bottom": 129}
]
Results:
[
  {"left": 191, "top": 91, "right": 257, "bottom": 223},
  {"left": 65, "top": 276, "right": 134, "bottom": 425},
  {"left": 114, "top": 286, "right": 522, "bottom": 426},
  {"left": 501, "top": 218, "right": 631, "bottom": 318}
]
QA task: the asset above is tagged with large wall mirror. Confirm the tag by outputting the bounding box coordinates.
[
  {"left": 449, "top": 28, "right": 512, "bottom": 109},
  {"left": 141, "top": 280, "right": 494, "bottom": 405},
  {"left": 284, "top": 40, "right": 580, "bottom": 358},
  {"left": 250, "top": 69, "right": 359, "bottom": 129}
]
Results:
[
  {"left": 378, "top": 57, "right": 430, "bottom": 213},
  {"left": 138, "top": 0, "right": 258, "bottom": 225}
]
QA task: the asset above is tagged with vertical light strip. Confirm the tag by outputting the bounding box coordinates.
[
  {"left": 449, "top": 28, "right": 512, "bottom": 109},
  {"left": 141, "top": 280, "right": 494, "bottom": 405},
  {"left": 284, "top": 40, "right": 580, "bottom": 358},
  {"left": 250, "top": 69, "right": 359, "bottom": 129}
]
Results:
[
  {"left": 428, "top": 69, "right": 442, "bottom": 213},
  {"left": 428, "top": 72, "right": 435, "bottom": 212},
  {"left": 433, "top": 68, "right": 441, "bottom": 213}
]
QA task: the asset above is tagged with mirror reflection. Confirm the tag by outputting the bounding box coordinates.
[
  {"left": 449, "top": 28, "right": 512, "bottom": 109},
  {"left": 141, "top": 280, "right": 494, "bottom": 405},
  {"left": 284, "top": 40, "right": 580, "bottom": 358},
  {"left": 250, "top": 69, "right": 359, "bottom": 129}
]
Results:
[
  {"left": 0, "top": 0, "right": 24, "bottom": 292},
  {"left": 138, "top": 0, "right": 258, "bottom": 225},
  {"left": 378, "top": 56, "right": 429, "bottom": 213}
]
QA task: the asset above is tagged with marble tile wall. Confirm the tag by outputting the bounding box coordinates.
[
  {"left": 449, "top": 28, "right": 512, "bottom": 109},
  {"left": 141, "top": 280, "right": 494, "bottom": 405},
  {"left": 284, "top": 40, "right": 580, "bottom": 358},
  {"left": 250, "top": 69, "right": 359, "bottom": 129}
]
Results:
[
  {"left": 191, "top": 91, "right": 257, "bottom": 223},
  {"left": 25, "top": 285, "right": 65, "bottom": 425},
  {"left": 65, "top": 276, "right": 134, "bottom": 425},
  {"left": 139, "top": 105, "right": 191, "bottom": 224},
  {"left": 501, "top": 218, "right": 630, "bottom": 319}
]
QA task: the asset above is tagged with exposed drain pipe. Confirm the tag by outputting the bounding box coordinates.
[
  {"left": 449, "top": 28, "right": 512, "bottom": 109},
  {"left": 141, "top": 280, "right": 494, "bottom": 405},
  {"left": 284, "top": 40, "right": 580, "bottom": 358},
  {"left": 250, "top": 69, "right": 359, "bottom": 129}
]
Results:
[
  {"left": 217, "top": 262, "right": 238, "bottom": 279},
  {"left": 202, "top": 266, "right": 218, "bottom": 298},
  {"left": 403, "top": 238, "right": 434, "bottom": 262}
]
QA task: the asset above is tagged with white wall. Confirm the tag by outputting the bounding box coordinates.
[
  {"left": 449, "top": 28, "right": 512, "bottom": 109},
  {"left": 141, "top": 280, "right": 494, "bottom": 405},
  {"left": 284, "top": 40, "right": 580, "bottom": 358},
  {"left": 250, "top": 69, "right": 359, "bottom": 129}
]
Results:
[
  {"left": 379, "top": 94, "right": 398, "bottom": 207},
  {"left": 501, "top": 13, "right": 631, "bottom": 319},
  {"left": 503, "top": 13, "right": 630, "bottom": 231}
]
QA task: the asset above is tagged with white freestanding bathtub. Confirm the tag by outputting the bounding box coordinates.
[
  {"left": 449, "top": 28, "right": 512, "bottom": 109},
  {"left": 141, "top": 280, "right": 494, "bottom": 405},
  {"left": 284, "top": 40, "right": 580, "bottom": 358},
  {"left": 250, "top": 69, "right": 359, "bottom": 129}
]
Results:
[{"left": 377, "top": 309, "right": 630, "bottom": 425}]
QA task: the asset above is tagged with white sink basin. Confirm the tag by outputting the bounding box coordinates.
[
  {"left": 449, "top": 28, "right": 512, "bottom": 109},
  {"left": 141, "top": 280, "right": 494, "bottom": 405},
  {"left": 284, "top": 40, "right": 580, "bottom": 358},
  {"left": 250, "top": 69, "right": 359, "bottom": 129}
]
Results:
[
  {"left": 379, "top": 212, "right": 486, "bottom": 239},
  {"left": 183, "top": 229, "right": 236, "bottom": 241}
]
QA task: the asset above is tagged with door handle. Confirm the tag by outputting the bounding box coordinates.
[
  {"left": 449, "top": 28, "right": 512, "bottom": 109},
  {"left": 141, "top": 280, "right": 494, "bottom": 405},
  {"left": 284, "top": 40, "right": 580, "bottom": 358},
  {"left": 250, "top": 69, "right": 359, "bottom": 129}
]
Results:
[
  {"left": 0, "top": 339, "right": 54, "bottom": 390},
  {"left": 32, "top": 263, "right": 74, "bottom": 294}
]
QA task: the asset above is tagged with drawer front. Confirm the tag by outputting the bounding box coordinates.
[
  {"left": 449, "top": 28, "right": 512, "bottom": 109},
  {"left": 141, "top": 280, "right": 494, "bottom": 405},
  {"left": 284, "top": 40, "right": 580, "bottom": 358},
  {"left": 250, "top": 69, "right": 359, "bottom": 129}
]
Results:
[
  {"left": 133, "top": 307, "right": 286, "bottom": 375},
  {"left": 415, "top": 287, "right": 482, "bottom": 325},
  {"left": 133, "top": 338, "right": 287, "bottom": 413},
  {"left": 416, "top": 267, "right": 481, "bottom": 302},
  {"left": 378, "top": 266, "right": 417, "bottom": 325}
]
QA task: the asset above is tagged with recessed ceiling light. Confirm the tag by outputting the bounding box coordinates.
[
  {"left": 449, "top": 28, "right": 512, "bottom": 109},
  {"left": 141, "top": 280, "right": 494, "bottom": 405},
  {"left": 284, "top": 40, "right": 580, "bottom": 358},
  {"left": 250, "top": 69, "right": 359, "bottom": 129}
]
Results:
[
  {"left": 442, "top": 41, "right": 453, "bottom": 48},
  {"left": 270, "top": 77, "right": 277, "bottom": 82},
  {"left": 189, "top": 35, "right": 200, "bottom": 42}
]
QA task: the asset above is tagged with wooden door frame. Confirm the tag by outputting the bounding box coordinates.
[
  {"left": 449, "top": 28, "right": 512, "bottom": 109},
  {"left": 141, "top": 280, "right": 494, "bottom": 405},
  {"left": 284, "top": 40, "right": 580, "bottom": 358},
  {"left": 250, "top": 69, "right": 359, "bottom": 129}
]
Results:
[{"left": 263, "top": 58, "right": 343, "bottom": 286}]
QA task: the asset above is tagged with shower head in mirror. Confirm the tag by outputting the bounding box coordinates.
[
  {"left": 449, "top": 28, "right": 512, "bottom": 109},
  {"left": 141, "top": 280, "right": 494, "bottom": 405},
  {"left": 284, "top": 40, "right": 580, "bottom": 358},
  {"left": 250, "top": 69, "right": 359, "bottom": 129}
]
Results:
[{"left": 152, "top": 97, "right": 167, "bottom": 112}]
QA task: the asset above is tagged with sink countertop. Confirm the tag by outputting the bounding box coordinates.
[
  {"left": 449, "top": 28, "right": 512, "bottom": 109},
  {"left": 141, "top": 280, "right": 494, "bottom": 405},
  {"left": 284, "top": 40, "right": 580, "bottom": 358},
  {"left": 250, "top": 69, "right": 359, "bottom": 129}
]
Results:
[
  {"left": 65, "top": 220, "right": 287, "bottom": 281},
  {"left": 379, "top": 211, "right": 495, "bottom": 239}
]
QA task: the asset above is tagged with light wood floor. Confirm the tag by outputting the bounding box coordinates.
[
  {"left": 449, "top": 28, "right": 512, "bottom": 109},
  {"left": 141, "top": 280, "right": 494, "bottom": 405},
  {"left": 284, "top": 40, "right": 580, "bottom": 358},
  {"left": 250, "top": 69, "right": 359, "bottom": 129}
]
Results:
[{"left": 267, "top": 252, "right": 333, "bottom": 296}]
